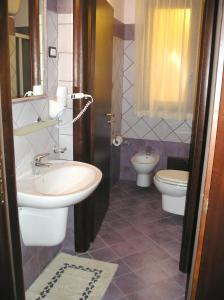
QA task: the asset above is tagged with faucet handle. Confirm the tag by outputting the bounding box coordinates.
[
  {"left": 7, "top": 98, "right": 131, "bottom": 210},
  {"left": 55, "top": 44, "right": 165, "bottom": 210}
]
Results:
[
  {"left": 34, "top": 153, "right": 50, "bottom": 162},
  {"left": 53, "top": 146, "right": 67, "bottom": 154},
  {"left": 146, "top": 147, "right": 151, "bottom": 155}
]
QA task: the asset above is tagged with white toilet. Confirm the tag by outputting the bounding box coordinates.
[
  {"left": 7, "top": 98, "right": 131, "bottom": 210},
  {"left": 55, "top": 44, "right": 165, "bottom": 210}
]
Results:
[
  {"left": 131, "top": 152, "right": 160, "bottom": 187},
  {"left": 154, "top": 169, "right": 189, "bottom": 216}
]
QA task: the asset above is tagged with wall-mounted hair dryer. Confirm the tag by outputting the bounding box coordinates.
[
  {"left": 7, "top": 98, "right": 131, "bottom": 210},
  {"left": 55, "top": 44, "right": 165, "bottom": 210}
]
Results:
[{"left": 49, "top": 87, "right": 94, "bottom": 127}]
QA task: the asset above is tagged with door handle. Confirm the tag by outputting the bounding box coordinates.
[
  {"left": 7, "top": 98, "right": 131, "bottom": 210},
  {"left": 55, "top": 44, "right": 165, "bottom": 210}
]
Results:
[{"left": 105, "top": 113, "right": 114, "bottom": 117}]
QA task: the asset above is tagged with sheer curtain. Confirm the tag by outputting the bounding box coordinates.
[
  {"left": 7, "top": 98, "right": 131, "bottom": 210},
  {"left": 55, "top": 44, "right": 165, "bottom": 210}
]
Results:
[{"left": 134, "top": 0, "right": 204, "bottom": 120}]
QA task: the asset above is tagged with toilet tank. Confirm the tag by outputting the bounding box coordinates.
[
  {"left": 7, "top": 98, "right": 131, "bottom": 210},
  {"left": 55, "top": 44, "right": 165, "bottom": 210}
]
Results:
[{"left": 167, "top": 156, "right": 189, "bottom": 171}]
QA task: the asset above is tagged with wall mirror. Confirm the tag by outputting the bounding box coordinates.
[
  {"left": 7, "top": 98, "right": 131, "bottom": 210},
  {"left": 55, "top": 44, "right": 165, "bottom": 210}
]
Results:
[{"left": 8, "top": 0, "right": 46, "bottom": 100}]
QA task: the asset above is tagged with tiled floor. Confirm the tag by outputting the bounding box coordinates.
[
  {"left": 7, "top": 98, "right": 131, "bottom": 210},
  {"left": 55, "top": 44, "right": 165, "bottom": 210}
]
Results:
[{"left": 80, "top": 181, "right": 187, "bottom": 300}]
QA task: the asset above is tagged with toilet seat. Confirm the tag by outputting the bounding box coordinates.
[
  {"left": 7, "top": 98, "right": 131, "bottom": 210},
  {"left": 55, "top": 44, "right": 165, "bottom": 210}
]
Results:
[{"left": 155, "top": 170, "right": 189, "bottom": 187}]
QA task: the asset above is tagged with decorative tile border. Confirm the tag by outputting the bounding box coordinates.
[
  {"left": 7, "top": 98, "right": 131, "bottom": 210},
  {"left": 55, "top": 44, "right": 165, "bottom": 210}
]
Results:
[
  {"left": 57, "top": 0, "right": 73, "bottom": 14},
  {"left": 113, "top": 18, "right": 135, "bottom": 40},
  {"left": 120, "top": 138, "right": 190, "bottom": 181},
  {"left": 47, "top": 0, "right": 57, "bottom": 12}
]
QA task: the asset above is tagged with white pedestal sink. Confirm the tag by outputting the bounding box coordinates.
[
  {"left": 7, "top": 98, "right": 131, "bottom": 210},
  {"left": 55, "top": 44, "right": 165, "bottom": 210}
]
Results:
[{"left": 16, "top": 160, "right": 102, "bottom": 246}]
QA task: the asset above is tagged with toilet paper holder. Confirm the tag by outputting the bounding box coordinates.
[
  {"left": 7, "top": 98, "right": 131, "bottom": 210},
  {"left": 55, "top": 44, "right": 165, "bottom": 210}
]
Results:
[{"left": 112, "top": 136, "right": 123, "bottom": 146}]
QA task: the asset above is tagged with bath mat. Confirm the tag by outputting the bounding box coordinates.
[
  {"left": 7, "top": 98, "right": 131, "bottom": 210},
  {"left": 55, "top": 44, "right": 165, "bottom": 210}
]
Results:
[{"left": 26, "top": 252, "right": 118, "bottom": 300}]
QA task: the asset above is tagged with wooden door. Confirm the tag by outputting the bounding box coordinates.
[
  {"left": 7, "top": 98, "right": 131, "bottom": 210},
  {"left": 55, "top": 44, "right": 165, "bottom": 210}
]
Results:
[
  {"left": 194, "top": 77, "right": 224, "bottom": 299},
  {"left": 73, "top": 0, "right": 113, "bottom": 250},
  {"left": 0, "top": 0, "right": 25, "bottom": 298},
  {"left": 180, "top": 0, "right": 218, "bottom": 273},
  {"left": 189, "top": 3, "right": 224, "bottom": 297},
  {"left": 91, "top": 0, "right": 113, "bottom": 238}
]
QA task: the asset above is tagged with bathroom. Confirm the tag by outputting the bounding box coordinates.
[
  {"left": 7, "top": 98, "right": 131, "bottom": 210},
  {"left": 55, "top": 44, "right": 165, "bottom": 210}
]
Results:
[{"left": 1, "top": 0, "right": 224, "bottom": 299}]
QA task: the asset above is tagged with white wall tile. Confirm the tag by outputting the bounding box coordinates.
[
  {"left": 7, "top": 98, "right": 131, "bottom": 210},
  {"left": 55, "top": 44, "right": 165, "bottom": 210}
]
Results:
[
  {"left": 58, "top": 13, "right": 74, "bottom": 155},
  {"left": 58, "top": 53, "right": 73, "bottom": 82},
  {"left": 134, "top": 119, "right": 151, "bottom": 138},
  {"left": 58, "top": 24, "right": 73, "bottom": 53},
  {"left": 59, "top": 135, "right": 73, "bottom": 160},
  {"left": 12, "top": 99, "right": 59, "bottom": 176},
  {"left": 152, "top": 121, "right": 172, "bottom": 140},
  {"left": 123, "top": 108, "right": 139, "bottom": 127},
  {"left": 58, "top": 81, "right": 73, "bottom": 95},
  {"left": 59, "top": 108, "right": 73, "bottom": 135},
  {"left": 144, "top": 131, "right": 160, "bottom": 141},
  {"left": 58, "top": 13, "right": 73, "bottom": 24}
]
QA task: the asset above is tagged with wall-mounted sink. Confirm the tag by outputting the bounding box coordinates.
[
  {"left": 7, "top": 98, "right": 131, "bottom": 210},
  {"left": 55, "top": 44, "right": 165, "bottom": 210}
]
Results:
[
  {"left": 17, "top": 160, "right": 102, "bottom": 208},
  {"left": 17, "top": 160, "right": 102, "bottom": 246}
]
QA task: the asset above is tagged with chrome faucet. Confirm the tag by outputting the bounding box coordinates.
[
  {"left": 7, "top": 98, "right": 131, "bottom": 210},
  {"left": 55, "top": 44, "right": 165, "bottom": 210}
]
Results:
[
  {"left": 146, "top": 147, "right": 151, "bottom": 156},
  {"left": 32, "top": 153, "right": 51, "bottom": 175}
]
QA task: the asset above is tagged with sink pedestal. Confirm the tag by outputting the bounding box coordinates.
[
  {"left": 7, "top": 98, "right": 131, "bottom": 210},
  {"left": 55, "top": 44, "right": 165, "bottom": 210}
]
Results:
[{"left": 18, "top": 207, "right": 68, "bottom": 246}]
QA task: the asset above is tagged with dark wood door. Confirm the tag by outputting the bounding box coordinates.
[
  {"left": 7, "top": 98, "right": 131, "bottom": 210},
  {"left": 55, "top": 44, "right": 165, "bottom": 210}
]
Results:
[
  {"left": 180, "top": 0, "right": 218, "bottom": 273},
  {"left": 193, "top": 34, "right": 224, "bottom": 300},
  {"left": 91, "top": 0, "right": 113, "bottom": 237},
  {"left": 0, "top": 0, "right": 25, "bottom": 298}
]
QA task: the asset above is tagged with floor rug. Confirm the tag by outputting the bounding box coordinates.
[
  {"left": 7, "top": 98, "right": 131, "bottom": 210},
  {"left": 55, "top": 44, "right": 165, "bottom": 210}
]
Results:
[{"left": 26, "top": 252, "right": 118, "bottom": 300}]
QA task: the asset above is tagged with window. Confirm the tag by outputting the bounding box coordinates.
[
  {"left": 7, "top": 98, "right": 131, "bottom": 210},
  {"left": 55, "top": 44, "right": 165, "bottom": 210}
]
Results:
[
  {"left": 134, "top": 1, "right": 203, "bottom": 120},
  {"left": 150, "top": 8, "right": 191, "bottom": 104}
]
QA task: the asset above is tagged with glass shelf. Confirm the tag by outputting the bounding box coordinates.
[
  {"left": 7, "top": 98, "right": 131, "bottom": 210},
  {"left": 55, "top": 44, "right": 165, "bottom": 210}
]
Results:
[{"left": 14, "top": 119, "right": 58, "bottom": 136}]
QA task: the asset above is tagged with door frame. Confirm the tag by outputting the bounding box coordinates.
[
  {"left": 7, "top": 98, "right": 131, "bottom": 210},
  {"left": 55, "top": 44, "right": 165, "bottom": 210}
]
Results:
[
  {"left": 180, "top": 0, "right": 219, "bottom": 274},
  {"left": 189, "top": 1, "right": 224, "bottom": 298},
  {"left": 0, "top": 0, "right": 25, "bottom": 299},
  {"left": 1, "top": 0, "right": 224, "bottom": 298}
]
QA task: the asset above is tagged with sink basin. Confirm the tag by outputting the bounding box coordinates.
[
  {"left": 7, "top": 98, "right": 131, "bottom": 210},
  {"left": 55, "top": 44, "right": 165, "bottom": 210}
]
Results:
[
  {"left": 17, "top": 160, "right": 102, "bottom": 208},
  {"left": 17, "top": 160, "right": 102, "bottom": 246}
]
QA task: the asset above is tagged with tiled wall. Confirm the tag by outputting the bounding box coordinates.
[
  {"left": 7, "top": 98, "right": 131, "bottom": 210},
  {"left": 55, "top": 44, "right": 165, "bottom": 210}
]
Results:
[
  {"left": 111, "top": 37, "right": 124, "bottom": 139},
  {"left": 111, "top": 35, "right": 124, "bottom": 185},
  {"left": 47, "top": 1, "right": 58, "bottom": 98},
  {"left": 117, "top": 28, "right": 193, "bottom": 181},
  {"left": 13, "top": 98, "right": 58, "bottom": 176},
  {"left": 56, "top": 0, "right": 75, "bottom": 256},
  {"left": 12, "top": 0, "right": 74, "bottom": 288},
  {"left": 47, "top": 0, "right": 73, "bottom": 160},
  {"left": 12, "top": 98, "right": 60, "bottom": 288},
  {"left": 57, "top": 0, "right": 73, "bottom": 160}
]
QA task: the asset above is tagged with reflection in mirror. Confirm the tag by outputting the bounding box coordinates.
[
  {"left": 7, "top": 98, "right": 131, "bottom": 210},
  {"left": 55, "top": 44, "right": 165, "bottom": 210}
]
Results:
[{"left": 8, "top": 0, "right": 45, "bottom": 99}]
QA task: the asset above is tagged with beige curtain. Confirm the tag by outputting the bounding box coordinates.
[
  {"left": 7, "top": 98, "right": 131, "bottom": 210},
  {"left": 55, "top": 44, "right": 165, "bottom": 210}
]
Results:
[{"left": 134, "top": 0, "right": 204, "bottom": 120}]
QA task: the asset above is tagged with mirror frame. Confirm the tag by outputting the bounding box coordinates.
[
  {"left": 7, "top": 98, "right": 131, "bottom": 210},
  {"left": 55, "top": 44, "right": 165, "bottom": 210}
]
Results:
[{"left": 12, "top": 0, "right": 47, "bottom": 103}]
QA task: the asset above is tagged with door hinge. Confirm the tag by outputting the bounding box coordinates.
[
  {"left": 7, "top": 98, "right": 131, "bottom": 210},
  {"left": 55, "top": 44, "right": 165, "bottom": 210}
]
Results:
[
  {"left": 204, "top": 197, "right": 209, "bottom": 213},
  {"left": 0, "top": 159, "right": 5, "bottom": 206}
]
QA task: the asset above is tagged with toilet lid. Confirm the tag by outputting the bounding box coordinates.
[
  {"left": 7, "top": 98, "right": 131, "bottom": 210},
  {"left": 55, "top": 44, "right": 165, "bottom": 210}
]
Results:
[{"left": 155, "top": 170, "right": 189, "bottom": 186}]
